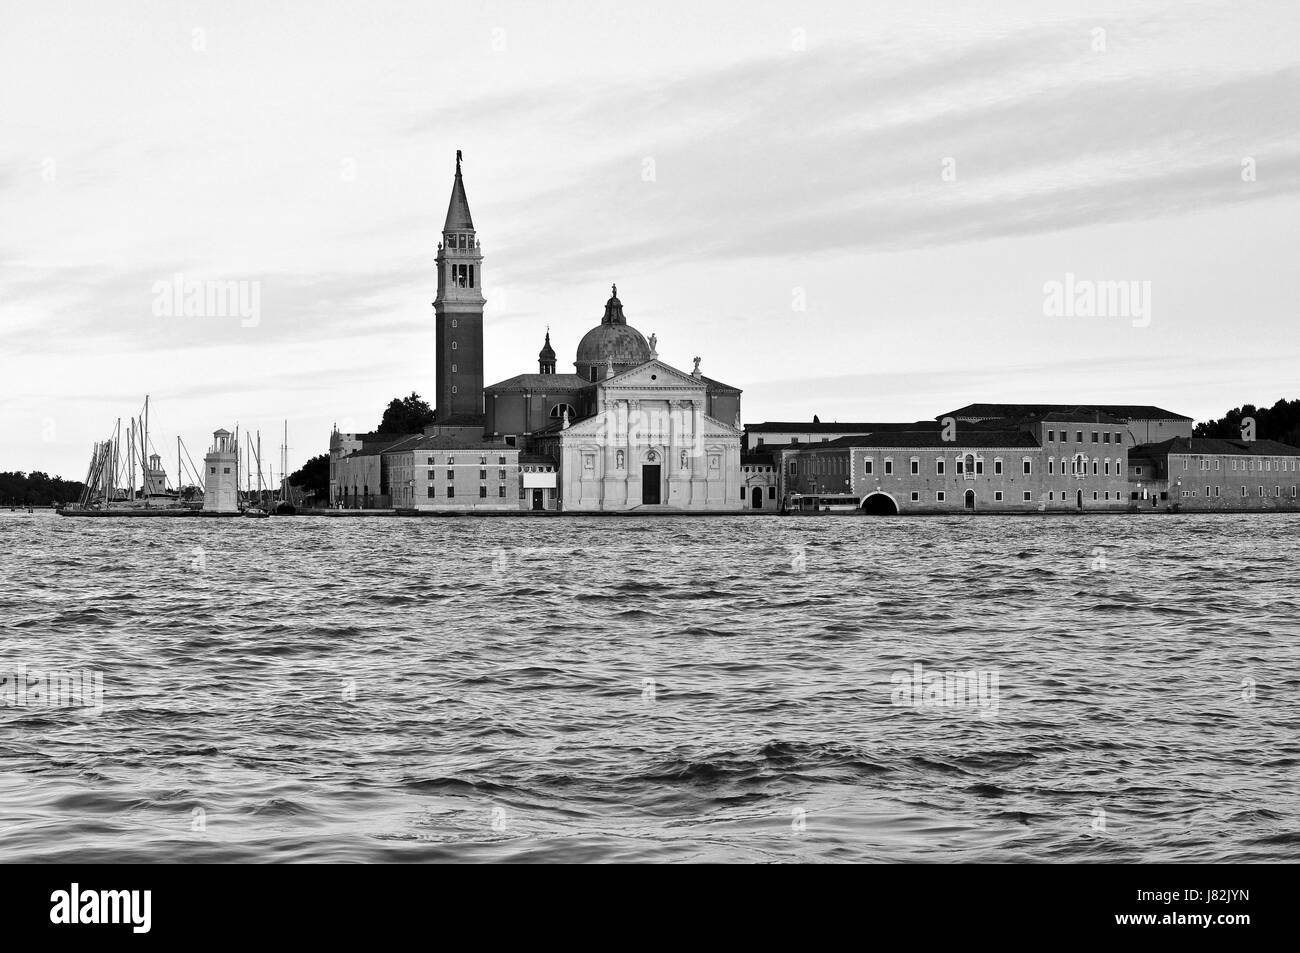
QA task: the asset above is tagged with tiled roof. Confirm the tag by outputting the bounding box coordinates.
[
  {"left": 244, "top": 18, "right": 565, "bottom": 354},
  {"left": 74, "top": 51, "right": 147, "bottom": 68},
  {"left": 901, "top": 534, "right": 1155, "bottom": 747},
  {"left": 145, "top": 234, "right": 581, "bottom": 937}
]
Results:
[
  {"left": 519, "top": 453, "right": 557, "bottom": 466},
  {"left": 485, "top": 373, "right": 590, "bottom": 393},
  {"left": 387, "top": 434, "right": 516, "bottom": 453},
  {"left": 351, "top": 434, "right": 421, "bottom": 457},
  {"left": 1136, "top": 437, "right": 1300, "bottom": 456},
  {"left": 701, "top": 374, "right": 741, "bottom": 394},
  {"left": 818, "top": 430, "right": 1040, "bottom": 450},
  {"left": 746, "top": 421, "right": 940, "bottom": 433},
  {"left": 944, "top": 403, "right": 1192, "bottom": 421}
]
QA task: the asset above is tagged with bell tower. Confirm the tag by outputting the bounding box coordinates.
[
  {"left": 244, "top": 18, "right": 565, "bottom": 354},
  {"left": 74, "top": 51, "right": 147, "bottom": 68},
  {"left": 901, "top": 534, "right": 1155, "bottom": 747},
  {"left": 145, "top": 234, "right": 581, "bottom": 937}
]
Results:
[{"left": 434, "top": 150, "right": 485, "bottom": 421}]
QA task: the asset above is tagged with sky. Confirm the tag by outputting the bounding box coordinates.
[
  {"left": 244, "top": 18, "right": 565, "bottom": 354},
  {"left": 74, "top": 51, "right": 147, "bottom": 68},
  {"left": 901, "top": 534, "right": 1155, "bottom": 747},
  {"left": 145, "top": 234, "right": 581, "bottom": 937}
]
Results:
[{"left": 2, "top": 0, "right": 1298, "bottom": 481}]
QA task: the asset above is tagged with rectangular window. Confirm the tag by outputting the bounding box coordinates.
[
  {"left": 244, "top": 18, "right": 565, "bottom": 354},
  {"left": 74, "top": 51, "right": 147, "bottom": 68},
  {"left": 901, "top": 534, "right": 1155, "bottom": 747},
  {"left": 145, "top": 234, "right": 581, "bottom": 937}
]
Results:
[
  {"left": 936, "top": 491, "right": 946, "bottom": 502},
  {"left": 995, "top": 491, "right": 1004, "bottom": 502},
  {"left": 1214, "top": 486, "right": 1220, "bottom": 497},
  {"left": 1076, "top": 431, "right": 1083, "bottom": 442},
  {"left": 910, "top": 491, "right": 919, "bottom": 501},
  {"left": 910, "top": 459, "right": 919, "bottom": 475},
  {"left": 1103, "top": 432, "right": 1111, "bottom": 443},
  {"left": 935, "top": 459, "right": 944, "bottom": 475},
  {"left": 427, "top": 487, "right": 435, "bottom": 498},
  {"left": 479, "top": 486, "right": 487, "bottom": 498},
  {"left": 1023, "top": 491, "right": 1032, "bottom": 501},
  {"left": 1241, "top": 486, "right": 1248, "bottom": 497},
  {"left": 1049, "top": 459, "right": 1055, "bottom": 474},
  {"left": 446, "top": 486, "right": 454, "bottom": 498},
  {"left": 864, "top": 459, "right": 874, "bottom": 474},
  {"left": 976, "top": 460, "right": 984, "bottom": 474},
  {"left": 498, "top": 456, "right": 506, "bottom": 465},
  {"left": 956, "top": 459, "right": 963, "bottom": 474},
  {"left": 447, "top": 456, "right": 454, "bottom": 465},
  {"left": 884, "top": 459, "right": 893, "bottom": 475},
  {"left": 446, "top": 470, "right": 454, "bottom": 481},
  {"left": 499, "top": 469, "right": 507, "bottom": 481},
  {"left": 479, "top": 469, "right": 487, "bottom": 480},
  {"left": 768, "top": 486, "right": 776, "bottom": 499},
  {"left": 1091, "top": 432, "right": 1099, "bottom": 443},
  {"left": 498, "top": 486, "right": 506, "bottom": 497},
  {"left": 1047, "top": 430, "right": 1055, "bottom": 442},
  {"left": 1023, "top": 460, "right": 1031, "bottom": 475}
]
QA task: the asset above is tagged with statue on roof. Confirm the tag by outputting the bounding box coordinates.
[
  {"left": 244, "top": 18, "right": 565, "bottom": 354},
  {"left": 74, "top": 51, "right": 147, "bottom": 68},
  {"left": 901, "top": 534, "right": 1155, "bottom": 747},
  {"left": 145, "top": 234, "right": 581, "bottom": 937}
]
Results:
[{"left": 648, "top": 332, "right": 657, "bottom": 356}]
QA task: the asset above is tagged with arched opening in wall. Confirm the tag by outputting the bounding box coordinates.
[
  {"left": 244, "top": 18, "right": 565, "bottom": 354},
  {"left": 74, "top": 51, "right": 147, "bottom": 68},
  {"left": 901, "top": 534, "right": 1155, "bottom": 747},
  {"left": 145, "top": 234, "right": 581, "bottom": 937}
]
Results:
[
  {"left": 860, "top": 492, "right": 898, "bottom": 515},
  {"left": 964, "top": 489, "right": 975, "bottom": 511},
  {"left": 550, "top": 403, "right": 576, "bottom": 420},
  {"left": 1076, "top": 488, "right": 1084, "bottom": 510},
  {"left": 751, "top": 486, "right": 763, "bottom": 509}
]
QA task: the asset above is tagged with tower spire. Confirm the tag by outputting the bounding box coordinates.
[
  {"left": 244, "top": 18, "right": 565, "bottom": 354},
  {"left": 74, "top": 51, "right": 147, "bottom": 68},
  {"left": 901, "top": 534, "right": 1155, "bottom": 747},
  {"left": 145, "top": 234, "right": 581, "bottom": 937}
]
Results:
[
  {"left": 444, "top": 150, "right": 474, "bottom": 231},
  {"left": 434, "top": 151, "right": 484, "bottom": 421}
]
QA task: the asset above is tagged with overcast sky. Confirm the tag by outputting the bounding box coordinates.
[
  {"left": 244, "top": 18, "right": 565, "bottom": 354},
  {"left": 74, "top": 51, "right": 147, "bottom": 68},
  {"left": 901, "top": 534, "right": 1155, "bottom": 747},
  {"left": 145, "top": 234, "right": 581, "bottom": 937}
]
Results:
[{"left": 3, "top": 0, "right": 1298, "bottom": 479}]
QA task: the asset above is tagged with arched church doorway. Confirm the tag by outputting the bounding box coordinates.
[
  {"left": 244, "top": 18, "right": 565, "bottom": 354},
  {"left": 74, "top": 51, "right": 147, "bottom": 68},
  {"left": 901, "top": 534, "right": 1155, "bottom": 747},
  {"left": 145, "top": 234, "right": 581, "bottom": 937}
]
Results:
[
  {"left": 964, "top": 489, "right": 975, "bottom": 511},
  {"left": 860, "top": 493, "right": 899, "bottom": 515}
]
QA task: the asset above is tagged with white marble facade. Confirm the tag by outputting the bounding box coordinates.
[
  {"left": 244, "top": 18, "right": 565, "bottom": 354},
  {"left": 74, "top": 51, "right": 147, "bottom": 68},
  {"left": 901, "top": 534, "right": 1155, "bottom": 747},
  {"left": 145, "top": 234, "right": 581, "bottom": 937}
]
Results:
[{"left": 557, "top": 360, "right": 743, "bottom": 511}]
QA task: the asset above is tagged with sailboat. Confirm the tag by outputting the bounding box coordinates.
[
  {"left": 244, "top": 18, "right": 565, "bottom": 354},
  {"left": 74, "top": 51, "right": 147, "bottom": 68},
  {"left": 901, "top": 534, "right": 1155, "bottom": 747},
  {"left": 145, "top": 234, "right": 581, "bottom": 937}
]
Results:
[{"left": 242, "top": 430, "right": 270, "bottom": 518}]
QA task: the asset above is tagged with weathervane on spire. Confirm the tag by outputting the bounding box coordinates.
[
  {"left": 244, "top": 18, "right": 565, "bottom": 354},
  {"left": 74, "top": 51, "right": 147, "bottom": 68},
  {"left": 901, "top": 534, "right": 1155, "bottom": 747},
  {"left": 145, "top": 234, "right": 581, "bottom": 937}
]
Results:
[{"left": 456, "top": 149, "right": 463, "bottom": 173}]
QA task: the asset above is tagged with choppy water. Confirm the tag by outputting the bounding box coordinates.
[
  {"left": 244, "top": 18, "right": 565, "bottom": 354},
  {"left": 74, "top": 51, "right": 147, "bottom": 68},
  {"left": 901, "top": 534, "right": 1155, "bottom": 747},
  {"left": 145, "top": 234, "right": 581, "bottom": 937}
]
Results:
[{"left": 1, "top": 510, "right": 1297, "bottom": 863}]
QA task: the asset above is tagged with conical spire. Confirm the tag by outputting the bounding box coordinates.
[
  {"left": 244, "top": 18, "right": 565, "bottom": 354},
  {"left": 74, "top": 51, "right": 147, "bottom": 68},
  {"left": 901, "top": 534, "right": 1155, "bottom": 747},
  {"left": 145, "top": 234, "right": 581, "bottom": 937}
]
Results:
[
  {"left": 538, "top": 328, "right": 556, "bottom": 361},
  {"left": 443, "top": 150, "right": 475, "bottom": 231}
]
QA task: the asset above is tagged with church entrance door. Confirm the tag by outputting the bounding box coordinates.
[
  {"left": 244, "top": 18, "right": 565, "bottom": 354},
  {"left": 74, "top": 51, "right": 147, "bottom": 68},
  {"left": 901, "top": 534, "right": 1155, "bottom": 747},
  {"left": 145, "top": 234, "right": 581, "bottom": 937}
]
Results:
[
  {"left": 532, "top": 489, "right": 544, "bottom": 511},
  {"left": 751, "top": 487, "right": 763, "bottom": 508},
  {"left": 642, "top": 465, "right": 661, "bottom": 504}
]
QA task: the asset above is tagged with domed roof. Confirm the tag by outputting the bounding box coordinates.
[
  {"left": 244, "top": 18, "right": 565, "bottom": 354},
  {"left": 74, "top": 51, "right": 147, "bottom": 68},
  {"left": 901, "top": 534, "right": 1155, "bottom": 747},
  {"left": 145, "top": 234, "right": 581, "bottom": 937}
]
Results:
[{"left": 575, "top": 285, "right": 651, "bottom": 374}]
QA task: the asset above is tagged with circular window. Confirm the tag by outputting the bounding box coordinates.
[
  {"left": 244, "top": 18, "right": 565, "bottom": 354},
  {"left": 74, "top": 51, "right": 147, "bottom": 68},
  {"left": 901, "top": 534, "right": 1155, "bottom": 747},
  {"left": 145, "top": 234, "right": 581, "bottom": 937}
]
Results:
[{"left": 650, "top": 374, "right": 657, "bottom": 380}]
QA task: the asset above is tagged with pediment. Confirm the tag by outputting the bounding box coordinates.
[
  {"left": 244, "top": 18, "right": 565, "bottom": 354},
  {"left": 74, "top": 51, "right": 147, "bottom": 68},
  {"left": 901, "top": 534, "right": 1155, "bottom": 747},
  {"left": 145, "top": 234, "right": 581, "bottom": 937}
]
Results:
[{"left": 600, "top": 359, "right": 707, "bottom": 393}]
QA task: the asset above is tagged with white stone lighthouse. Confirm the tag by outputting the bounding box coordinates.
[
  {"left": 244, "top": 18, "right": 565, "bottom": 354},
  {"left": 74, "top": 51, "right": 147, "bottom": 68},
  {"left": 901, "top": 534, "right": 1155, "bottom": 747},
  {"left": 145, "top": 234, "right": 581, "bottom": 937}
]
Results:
[{"left": 202, "top": 429, "right": 239, "bottom": 513}]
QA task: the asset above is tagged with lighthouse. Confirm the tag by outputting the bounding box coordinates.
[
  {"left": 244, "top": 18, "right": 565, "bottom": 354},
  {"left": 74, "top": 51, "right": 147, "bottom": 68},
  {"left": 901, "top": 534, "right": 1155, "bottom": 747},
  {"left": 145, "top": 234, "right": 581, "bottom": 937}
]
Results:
[{"left": 202, "top": 429, "right": 239, "bottom": 512}]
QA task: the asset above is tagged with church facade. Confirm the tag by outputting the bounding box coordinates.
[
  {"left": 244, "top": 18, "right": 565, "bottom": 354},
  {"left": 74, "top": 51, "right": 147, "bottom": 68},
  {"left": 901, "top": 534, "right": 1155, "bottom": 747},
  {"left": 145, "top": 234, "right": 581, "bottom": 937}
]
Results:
[{"left": 328, "top": 154, "right": 744, "bottom": 512}]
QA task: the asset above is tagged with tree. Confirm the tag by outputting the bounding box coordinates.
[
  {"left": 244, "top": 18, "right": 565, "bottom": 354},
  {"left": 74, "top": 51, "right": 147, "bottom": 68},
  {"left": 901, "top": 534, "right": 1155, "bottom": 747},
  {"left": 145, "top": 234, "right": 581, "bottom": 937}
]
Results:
[
  {"left": 0, "top": 471, "right": 85, "bottom": 506},
  {"left": 377, "top": 392, "right": 436, "bottom": 434},
  {"left": 289, "top": 453, "right": 330, "bottom": 500},
  {"left": 1195, "top": 398, "right": 1300, "bottom": 447}
]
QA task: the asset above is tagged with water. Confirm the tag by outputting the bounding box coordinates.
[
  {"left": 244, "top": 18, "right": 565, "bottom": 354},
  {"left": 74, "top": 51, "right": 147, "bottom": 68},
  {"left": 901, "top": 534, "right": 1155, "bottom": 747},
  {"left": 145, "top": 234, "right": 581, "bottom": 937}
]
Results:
[{"left": 1, "top": 510, "right": 1297, "bottom": 863}]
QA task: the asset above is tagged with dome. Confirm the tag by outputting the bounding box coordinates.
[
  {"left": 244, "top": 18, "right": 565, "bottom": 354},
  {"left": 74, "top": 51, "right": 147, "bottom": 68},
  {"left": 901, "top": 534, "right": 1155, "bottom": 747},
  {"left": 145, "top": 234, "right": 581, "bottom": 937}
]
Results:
[{"left": 574, "top": 285, "right": 651, "bottom": 380}]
